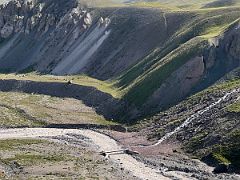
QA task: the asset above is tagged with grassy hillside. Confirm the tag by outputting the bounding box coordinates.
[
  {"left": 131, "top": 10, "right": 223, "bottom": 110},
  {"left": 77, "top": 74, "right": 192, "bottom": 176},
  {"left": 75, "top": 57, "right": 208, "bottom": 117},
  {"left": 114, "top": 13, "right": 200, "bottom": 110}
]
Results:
[
  {"left": 0, "top": 73, "right": 121, "bottom": 98},
  {"left": 116, "top": 7, "right": 240, "bottom": 107},
  {"left": 125, "top": 0, "right": 240, "bottom": 10},
  {"left": 132, "top": 75, "right": 240, "bottom": 168},
  {"left": 0, "top": 90, "right": 117, "bottom": 128},
  {"left": 0, "top": 0, "right": 240, "bottom": 122},
  {"left": 0, "top": 73, "right": 120, "bottom": 128},
  {"left": 1, "top": 5, "right": 239, "bottom": 120},
  {"left": 77, "top": 0, "right": 240, "bottom": 9}
]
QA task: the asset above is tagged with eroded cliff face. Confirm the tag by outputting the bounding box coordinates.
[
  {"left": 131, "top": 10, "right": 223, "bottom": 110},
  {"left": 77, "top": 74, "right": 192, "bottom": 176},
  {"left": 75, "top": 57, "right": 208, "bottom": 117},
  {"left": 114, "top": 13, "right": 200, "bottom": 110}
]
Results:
[
  {"left": 0, "top": 0, "right": 83, "bottom": 38},
  {"left": 144, "top": 56, "right": 205, "bottom": 113},
  {"left": 0, "top": 0, "right": 95, "bottom": 72},
  {"left": 0, "top": 0, "right": 183, "bottom": 80},
  {"left": 140, "top": 22, "right": 240, "bottom": 116},
  {"left": 195, "top": 23, "right": 240, "bottom": 90},
  {"left": 221, "top": 24, "right": 240, "bottom": 63}
]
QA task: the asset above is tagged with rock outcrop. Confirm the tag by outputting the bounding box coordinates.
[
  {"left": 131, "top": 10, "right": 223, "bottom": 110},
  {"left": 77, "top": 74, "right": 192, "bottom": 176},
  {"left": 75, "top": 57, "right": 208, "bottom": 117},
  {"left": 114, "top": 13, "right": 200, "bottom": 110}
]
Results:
[
  {"left": 0, "top": 0, "right": 181, "bottom": 80},
  {"left": 144, "top": 56, "right": 205, "bottom": 113}
]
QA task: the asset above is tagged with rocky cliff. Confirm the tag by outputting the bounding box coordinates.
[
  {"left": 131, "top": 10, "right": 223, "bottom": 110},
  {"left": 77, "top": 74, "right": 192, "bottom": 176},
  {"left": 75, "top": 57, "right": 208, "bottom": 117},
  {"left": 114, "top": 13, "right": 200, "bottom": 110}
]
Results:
[{"left": 0, "top": 0, "right": 188, "bottom": 80}]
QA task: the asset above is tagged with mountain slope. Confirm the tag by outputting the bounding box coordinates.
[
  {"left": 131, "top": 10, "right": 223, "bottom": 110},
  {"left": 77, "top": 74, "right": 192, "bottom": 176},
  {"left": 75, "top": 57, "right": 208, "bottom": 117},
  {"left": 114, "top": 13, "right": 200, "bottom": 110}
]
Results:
[
  {"left": 125, "top": 0, "right": 240, "bottom": 9},
  {"left": 0, "top": 0, "right": 239, "bottom": 176},
  {"left": 0, "top": 0, "right": 239, "bottom": 121},
  {"left": 0, "top": 0, "right": 183, "bottom": 79},
  {"left": 134, "top": 72, "right": 240, "bottom": 171},
  {"left": 117, "top": 8, "right": 240, "bottom": 119}
]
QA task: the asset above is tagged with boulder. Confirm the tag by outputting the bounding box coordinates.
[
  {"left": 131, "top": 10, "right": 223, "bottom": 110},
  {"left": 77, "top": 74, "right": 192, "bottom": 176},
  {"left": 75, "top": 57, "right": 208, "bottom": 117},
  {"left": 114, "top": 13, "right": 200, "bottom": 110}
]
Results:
[
  {"left": 213, "top": 163, "right": 228, "bottom": 174},
  {"left": 227, "top": 163, "right": 238, "bottom": 173},
  {"left": 84, "top": 13, "right": 92, "bottom": 25}
]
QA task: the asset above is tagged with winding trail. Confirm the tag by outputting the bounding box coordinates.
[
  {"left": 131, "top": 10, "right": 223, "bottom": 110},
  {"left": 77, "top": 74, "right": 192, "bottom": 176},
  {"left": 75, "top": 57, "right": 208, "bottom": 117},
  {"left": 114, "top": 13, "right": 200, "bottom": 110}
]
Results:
[
  {"left": 0, "top": 128, "right": 170, "bottom": 180},
  {"left": 152, "top": 88, "right": 240, "bottom": 146},
  {"left": 163, "top": 12, "right": 168, "bottom": 30}
]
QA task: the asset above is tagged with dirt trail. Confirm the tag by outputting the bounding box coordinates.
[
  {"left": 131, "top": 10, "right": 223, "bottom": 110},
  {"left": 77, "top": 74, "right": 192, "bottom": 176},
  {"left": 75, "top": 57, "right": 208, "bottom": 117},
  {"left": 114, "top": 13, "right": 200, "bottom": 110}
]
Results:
[
  {"left": 163, "top": 12, "right": 168, "bottom": 30},
  {"left": 0, "top": 128, "right": 171, "bottom": 180},
  {"left": 152, "top": 88, "right": 240, "bottom": 146}
]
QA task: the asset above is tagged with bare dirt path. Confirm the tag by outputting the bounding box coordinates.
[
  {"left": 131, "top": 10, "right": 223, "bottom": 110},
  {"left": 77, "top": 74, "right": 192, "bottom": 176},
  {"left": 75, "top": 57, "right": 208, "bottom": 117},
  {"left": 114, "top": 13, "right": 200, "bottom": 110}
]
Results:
[
  {"left": 153, "top": 88, "right": 240, "bottom": 146},
  {"left": 0, "top": 128, "right": 170, "bottom": 180}
]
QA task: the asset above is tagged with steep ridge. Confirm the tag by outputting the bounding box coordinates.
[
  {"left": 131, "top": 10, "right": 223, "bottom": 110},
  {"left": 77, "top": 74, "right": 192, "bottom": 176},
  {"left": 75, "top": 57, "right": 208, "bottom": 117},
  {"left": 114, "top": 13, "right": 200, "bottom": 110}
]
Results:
[{"left": 118, "top": 12, "right": 240, "bottom": 119}]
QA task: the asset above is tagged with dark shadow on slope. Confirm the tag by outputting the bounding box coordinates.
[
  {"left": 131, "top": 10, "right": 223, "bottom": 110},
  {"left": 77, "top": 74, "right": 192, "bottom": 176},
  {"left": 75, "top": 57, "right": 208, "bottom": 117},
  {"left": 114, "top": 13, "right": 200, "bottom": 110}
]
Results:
[
  {"left": 0, "top": 79, "right": 131, "bottom": 122},
  {"left": 45, "top": 123, "right": 127, "bottom": 132},
  {"left": 202, "top": 0, "right": 236, "bottom": 8}
]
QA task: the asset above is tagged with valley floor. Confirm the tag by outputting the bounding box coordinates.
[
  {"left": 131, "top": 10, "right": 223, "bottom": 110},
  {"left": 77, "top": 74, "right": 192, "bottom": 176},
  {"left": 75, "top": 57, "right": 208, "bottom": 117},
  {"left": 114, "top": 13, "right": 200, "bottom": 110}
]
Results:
[
  {"left": 0, "top": 74, "right": 239, "bottom": 179},
  {"left": 0, "top": 128, "right": 167, "bottom": 180},
  {"left": 0, "top": 128, "right": 240, "bottom": 180}
]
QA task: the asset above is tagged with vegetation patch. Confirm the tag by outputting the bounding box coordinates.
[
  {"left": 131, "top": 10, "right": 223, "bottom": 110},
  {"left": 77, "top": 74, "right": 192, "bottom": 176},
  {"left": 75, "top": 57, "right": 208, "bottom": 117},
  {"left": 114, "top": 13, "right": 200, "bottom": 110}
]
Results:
[
  {"left": 116, "top": 9, "right": 240, "bottom": 107},
  {"left": 201, "top": 130, "right": 240, "bottom": 168},
  {"left": 185, "top": 132, "right": 208, "bottom": 152},
  {"left": 187, "top": 78, "right": 240, "bottom": 104},
  {"left": 2, "top": 154, "right": 67, "bottom": 166},
  {"left": 123, "top": 37, "right": 207, "bottom": 106},
  {"left": 227, "top": 101, "right": 240, "bottom": 113},
  {"left": 218, "top": 130, "right": 240, "bottom": 168},
  {"left": 0, "top": 90, "right": 117, "bottom": 127},
  {"left": 0, "top": 139, "right": 74, "bottom": 167},
  {"left": 0, "top": 103, "right": 46, "bottom": 128},
  {"left": 212, "top": 153, "right": 231, "bottom": 164},
  {"left": 0, "top": 139, "right": 44, "bottom": 151},
  {"left": 0, "top": 73, "right": 121, "bottom": 98}
]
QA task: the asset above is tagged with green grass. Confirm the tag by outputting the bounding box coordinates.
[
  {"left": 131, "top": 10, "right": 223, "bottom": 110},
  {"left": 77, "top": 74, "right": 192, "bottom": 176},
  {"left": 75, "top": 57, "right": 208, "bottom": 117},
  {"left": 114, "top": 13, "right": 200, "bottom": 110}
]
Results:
[
  {"left": 0, "top": 103, "right": 46, "bottom": 128},
  {"left": 0, "top": 139, "right": 44, "bottom": 151},
  {"left": 128, "top": 2, "right": 180, "bottom": 11},
  {"left": 122, "top": 37, "right": 207, "bottom": 106},
  {"left": 0, "top": 139, "right": 74, "bottom": 167},
  {"left": 2, "top": 154, "right": 67, "bottom": 166},
  {"left": 227, "top": 101, "right": 240, "bottom": 113},
  {"left": 185, "top": 132, "right": 209, "bottom": 152},
  {"left": 0, "top": 73, "right": 122, "bottom": 125},
  {"left": 211, "top": 153, "right": 231, "bottom": 164},
  {"left": 0, "top": 91, "right": 118, "bottom": 128},
  {"left": 115, "top": 8, "right": 240, "bottom": 106},
  {"left": 126, "top": 0, "right": 240, "bottom": 11},
  {"left": 60, "top": 0, "right": 240, "bottom": 10},
  {"left": 0, "top": 73, "right": 122, "bottom": 98},
  {"left": 211, "top": 130, "right": 240, "bottom": 167}
]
